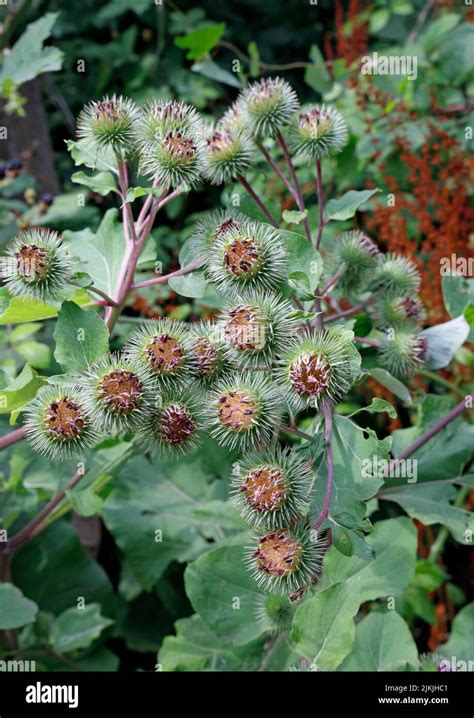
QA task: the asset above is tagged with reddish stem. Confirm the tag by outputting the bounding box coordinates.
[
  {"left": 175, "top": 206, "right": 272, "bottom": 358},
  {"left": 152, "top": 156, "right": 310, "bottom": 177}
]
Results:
[
  {"left": 132, "top": 259, "right": 204, "bottom": 290},
  {"left": 237, "top": 174, "right": 279, "bottom": 228}
]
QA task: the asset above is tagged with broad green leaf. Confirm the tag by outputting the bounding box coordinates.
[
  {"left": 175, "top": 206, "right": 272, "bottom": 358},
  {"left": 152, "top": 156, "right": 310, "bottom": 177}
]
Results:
[
  {"left": 382, "top": 484, "right": 473, "bottom": 544},
  {"left": 370, "top": 8, "right": 390, "bottom": 33},
  {"left": 66, "top": 139, "right": 118, "bottom": 174},
  {"left": 370, "top": 367, "right": 412, "bottom": 405},
  {"left": 442, "top": 274, "right": 474, "bottom": 342},
  {"left": 304, "top": 44, "right": 332, "bottom": 94},
  {"left": 318, "top": 517, "right": 417, "bottom": 601},
  {"left": 291, "top": 583, "right": 361, "bottom": 668},
  {"left": 168, "top": 271, "right": 208, "bottom": 298},
  {"left": 15, "top": 340, "right": 51, "bottom": 370},
  {"left": 64, "top": 209, "right": 125, "bottom": 297},
  {"left": 390, "top": 395, "right": 474, "bottom": 483},
  {"left": 288, "top": 272, "right": 314, "bottom": 302},
  {"left": 159, "top": 614, "right": 263, "bottom": 672},
  {"left": 279, "top": 229, "right": 322, "bottom": 291},
  {"left": 350, "top": 397, "right": 397, "bottom": 419},
  {"left": 311, "top": 415, "right": 387, "bottom": 537},
  {"left": 423, "top": 315, "right": 470, "bottom": 369},
  {"left": 71, "top": 171, "right": 117, "bottom": 197},
  {"left": 330, "top": 520, "right": 375, "bottom": 560},
  {"left": 326, "top": 189, "right": 379, "bottom": 221},
  {"left": 438, "top": 603, "right": 474, "bottom": 664},
  {"left": 0, "top": 292, "right": 89, "bottom": 326},
  {"left": 192, "top": 59, "right": 242, "bottom": 88},
  {"left": 0, "top": 583, "right": 38, "bottom": 629},
  {"left": 103, "top": 450, "right": 244, "bottom": 589},
  {"left": 66, "top": 484, "right": 104, "bottom": 518},
  {"left": 51, "top": 604, "right": 113, "bottom": 654},
  {"left": 339, "top": 611, "right": 418, "bottom": 671},
  {"left": 175, "top": 23, "right": 226, "bottom": 60},
  {"left": 282, "top": 209, "right": 308, "bottom": 225},
  {"left": 54, "top": 301, "right": 109, "bottom": 373},
  {"left": 438, "top": 23, "right": 474, "bottom": 85},
  {"left": 184, "top": 543, "right": 269, "bottom": 647},
  {"left": 0, "top": 13, "right": 63, "bottom": 86},
  {"left": 11, "top": 520, "right": 115, "bottom": 615},
  {"left": 0, "top": 363, "right": 46, "bottom": 414}
]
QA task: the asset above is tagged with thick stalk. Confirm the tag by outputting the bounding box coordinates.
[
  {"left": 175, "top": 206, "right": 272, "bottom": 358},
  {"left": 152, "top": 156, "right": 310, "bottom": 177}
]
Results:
[
  {"left": 275, "top": 129, "right": 312, "bottom": 243},
  {"left": 236, "top": 174, "right": 279, "bottom": 228}
]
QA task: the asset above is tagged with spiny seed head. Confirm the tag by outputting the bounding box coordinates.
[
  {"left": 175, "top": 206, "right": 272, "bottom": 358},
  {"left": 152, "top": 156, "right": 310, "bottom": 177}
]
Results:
[
  {"left": 326, "top": 230, "right": 381, "bottom": 295},
  {"left": 276, "top": 327, "right": 362, "bottom": 412},
  {"left": 219, "top": 98, "right": 248, "bottom": 135},
  {"left": 373, "top": 253, "right": 421, "bottom": 296},
  {"left": 240, "top": 77, "right": 299, "bottom": 138},
  {"left": 80, "top": 354, "right": 156, "bottom": 434},
  {"left": 207, "top": 373, "right": 280, "bottom": 451},
  {"left": 218, "top": 291, "right": 298, "bottom": 368},
  {"left": 231, "top": 446, "right": 313, "bottom": 528},
  {"left": 246, "top": 526, "right": 324, "bottom": 595},
  {"left": 255, "top": 593, "right": 295, "bottom": 635},
  {"left": 289, "top": 103, "right": 348, "bottom": 159},
  {"left": 207, "top": 222, "right": 287, "bottom": 296},
  {"left": 139, "top": 107, "right": 206, "bottom": 188},
  {"left": 378, "top": 325, "right": 428, "bottom": 376},
  {"left": 25, "top": 386, "right": 98, "bottom": 460},
  {"left": 136, "top": 387, "right": 205, "bottom": 458},
  {"left": 203, "top": 124, "right": 253, "bottom": 185},
  {"left": 124, "top": 319, "right": 191, "bottom": 388},
  {"left": 133, "top": 100, "right": 202, "bottom": 151},
  {"left": 191, "top": 208, "right": 248, "bottom": 257},
  {"left": 1, "top": 229, "right": 74, "bottom": 302},
  {"left": 77, "top": 95, "right": 138, "bottom": 151},
  {"left": 372, "top": 295, "right": 426, "bottom": 329},
  {"left": 188, "top": 322, "right": 234, "bottom": 384}
]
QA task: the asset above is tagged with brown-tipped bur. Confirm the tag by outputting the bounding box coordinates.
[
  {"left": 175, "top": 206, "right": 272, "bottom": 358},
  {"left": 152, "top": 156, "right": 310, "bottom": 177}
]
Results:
[
  {"left": 163, "top": 131, "right": 197, "bottom": 160},
  {"left": 16, "top": 244, "right": 48, "bottom": 279},
  {"left": 255, "top": 531, "right": 302, "bottom": 578},
  {"left": 224, "top": 238, "right": 260, "bottom": 277},
  {"left": 158, "top": 404, "right": 196, "bottom": 446},
  {"left": 146, "top": 334, "right": 183, "bottom": 374},
  {"left": 98, "top": 370, "right": 143, "bottom": 415},
  {"left": 217, "top": 390, "right": 258, "bottom": 432},
  {"left": 44, "top": 397, "right": 85, "bottom": 441},
  {"left": 224, "top": 305, "right": 265, "bottom": 351},
  {"left": 192, "top": 337, "right": 219, "bottom": 378},
  {"left": 289, "top": 352, "right": 331, "bottom": 398},
  {"left": 242, "top": 466, "right": 288, "bottom": 513}
]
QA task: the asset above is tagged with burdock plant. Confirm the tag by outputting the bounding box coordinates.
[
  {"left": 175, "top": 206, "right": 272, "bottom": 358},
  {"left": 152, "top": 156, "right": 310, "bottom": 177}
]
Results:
[{"left": 2, "top": 74, "right": 462, "bottom": 665}]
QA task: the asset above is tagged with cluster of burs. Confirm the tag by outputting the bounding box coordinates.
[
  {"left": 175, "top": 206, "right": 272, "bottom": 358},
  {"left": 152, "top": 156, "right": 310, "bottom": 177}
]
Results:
[{"left": 0, "top": 78, "right": 426, "bottom": 596}]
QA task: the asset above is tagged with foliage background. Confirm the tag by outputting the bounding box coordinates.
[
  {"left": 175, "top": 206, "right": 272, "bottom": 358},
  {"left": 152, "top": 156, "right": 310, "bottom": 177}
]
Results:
[{"left": 0, "top": 0, "right": 473, "bottom": 672}]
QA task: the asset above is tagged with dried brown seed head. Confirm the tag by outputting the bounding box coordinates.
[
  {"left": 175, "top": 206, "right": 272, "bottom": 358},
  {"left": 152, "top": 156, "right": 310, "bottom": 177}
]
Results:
[
  {"left": 289, "top": 352, "right": 331, "bottom": 398},
  {"left": 254, "top": 531, "right": 302, "bottom": 577},
  {"left": 224, "top": 306, "right": 265, "bottom": 351},
  {"left": 159, "top": 404, "right": 195, "bottom": 445},
  {"left": 224, "top": 237, "right": 260, "bottom": 277},
  {"left": 217, "top": 389, "right": 258, "bottom": 431},
  {"left": 98, "top": 370, "right": 143, "bottom": 414},
  {"left": 241, "top": 466, "right": 287, "bottom": 512},
  {"left": 146, "top": 334, "right": 183, "bottom": 374},
  {"left": 16, "top": 244, "right": 48, "bottom": 279},
  {"left": 44, "top": 397, "right": 85, "bottom": 440}
]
